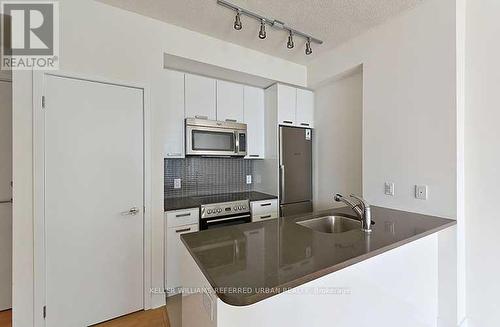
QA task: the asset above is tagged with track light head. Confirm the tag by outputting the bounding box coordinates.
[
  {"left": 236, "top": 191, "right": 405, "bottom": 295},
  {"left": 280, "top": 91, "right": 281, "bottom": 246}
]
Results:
[
  {"left": 234, "top": 10, "right": 242, "bottom": 30},
  {"left": 287, "top": 31, "right": 294, "bottom": 49},
  {"left": 305, "top": 38, "right": 312, "bottom": 55},
  {"left": 259, "top": 19, "right": 266, "bottom": 39}
]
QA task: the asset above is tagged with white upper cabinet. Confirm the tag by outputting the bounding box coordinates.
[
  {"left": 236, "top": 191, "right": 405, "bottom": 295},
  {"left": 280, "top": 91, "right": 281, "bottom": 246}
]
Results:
[
  {"left": 185, "top": 74, "right": 216, "bottom": 120},
  {"left": 277, "top": 84, "right": 297, "bottom": 126},
  {"left": 217, "top": 80, "right": 244, "bottom": 122},
  {"left": 296, "top": 89, "right": 314, "bottom": 128},
  {"left": 163, "top": 70, "right": 185, "bottom": 158},
  {"left": 244, "top": 86, "right": 265, "bottom": 159}
]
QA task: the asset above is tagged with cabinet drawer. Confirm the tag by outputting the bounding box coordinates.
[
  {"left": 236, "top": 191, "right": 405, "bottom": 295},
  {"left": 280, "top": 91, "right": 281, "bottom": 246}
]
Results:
[
  {"left": 251, "top": 199, "right": 278, "bottom": 216},
  {"left": 252, "top": 211, "right": 278, "bottom": 222},
  {"left": 166, "top": 208, "right": 199, "bottom": 228}
]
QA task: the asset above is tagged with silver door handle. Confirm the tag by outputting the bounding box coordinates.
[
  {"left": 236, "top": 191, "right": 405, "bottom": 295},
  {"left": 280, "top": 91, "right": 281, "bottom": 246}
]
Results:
[
  {"left": 0, "top": 199, "right": 12, "bottom": 204},
  {"left": 280, "top": 165, "right": 285, "bottom": 200},
  {"left": 122, "top": 207, "right": 140, "bottom": 216}
]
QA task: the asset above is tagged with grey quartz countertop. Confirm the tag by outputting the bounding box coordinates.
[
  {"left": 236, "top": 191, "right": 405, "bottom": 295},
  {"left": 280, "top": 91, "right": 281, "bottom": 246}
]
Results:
[
  {"left": 181, "top": 206, "right": 456, "bottom": 306},
  {"left": 164, "top": 191, "right": 278, "bottom": 211}
]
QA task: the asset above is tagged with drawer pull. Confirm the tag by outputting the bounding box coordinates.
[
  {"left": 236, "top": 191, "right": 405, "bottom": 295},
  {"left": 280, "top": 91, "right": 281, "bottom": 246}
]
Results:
[
  {"left": 175, "top": 228, "right": 191, "bottom": 233},
  {"left": 300, "top": 123, "right": 310, "bottom": 126},
  {"left": 283, "top": 120, "right": 293, "bottom": 124},
  {"left": 260, "top": 215, "right": 272, "bottom": 219},
  {"left": 225, "top": 119, "right": 237, "bottom": 122},
  {"left": 260, "top": 203, "right": 272, "bottom": 207},
  {"left": 249, "top": 155, "right": 260, "bottom": 158},
  {"left": 175, "top": 213, "right": 191, "bottom": 218},
  {"left": 167, "top": 153, "right": 182, "bottom": 157}
]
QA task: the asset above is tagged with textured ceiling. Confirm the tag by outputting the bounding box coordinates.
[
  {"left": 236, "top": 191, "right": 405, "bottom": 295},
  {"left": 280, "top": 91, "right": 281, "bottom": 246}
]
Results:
[{"left": 96, "top": 0, "right": 424, "bottom": 64}]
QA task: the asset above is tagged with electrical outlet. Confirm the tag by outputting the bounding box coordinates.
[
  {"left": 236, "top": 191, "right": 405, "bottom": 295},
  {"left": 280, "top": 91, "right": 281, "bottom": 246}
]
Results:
[
  {"left": 415, "top": 185, "right": 428, "bottom": 200},
  {"left": 384, "top": 182, "right": 395, "bottom": 196},
  {"left": 174, "top": 178, "right": 181, "bottom": 189},
  {"left": 246, "top": 175, "right": 252, "bottom": 185}
]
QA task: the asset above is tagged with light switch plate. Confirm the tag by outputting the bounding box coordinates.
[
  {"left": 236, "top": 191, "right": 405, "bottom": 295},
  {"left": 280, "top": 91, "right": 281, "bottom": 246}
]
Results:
[
  {"left": 415, "top": 185, "right": 428, "bottom": 200},
  {"left": 174, "top": 178, "right": 181, "bottom": 189},
  {"left": 384, "top": 182, "right": 395, "bottom": 196},
  {"left": 246, "top": 175, "right": 252, "bottom": 184}
]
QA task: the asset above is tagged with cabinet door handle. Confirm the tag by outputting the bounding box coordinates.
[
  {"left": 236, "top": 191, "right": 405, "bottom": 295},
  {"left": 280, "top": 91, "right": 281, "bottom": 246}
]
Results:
[
  {"left": 175, "top": 213, "right": 191, "bottom": 218},
  {"left": 260, "top": 203, "right": 272, "bottom": 207},
  {"left": 225, "top": 119, "right": 237, "bottom": 122},
  {"left": 167, "top": 153, "right": 182, "bottom": 157},
  {"left": 260, "top": 215, "right": 272, "bottom": 219},
  {"left": 249, "top": 154, "right": 260, "bottom": 158},
  {"left": 175, "top": 227, "right": 191, "bottom": 233},
  {"left": 283, "top": 120, "right": 293, "bottom": 124},
  {"left": 300, "top": 123, "right": 310, "bottom": 126},
  {"left": 195, "top": 115, "right": 208, "bottom": 120}
]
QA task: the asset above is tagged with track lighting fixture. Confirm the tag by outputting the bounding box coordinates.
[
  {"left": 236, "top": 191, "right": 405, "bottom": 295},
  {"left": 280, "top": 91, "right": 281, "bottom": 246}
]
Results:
[
  {"left": 305, "top": 38, "right": 312, "bottom": 55},
  {"left": 218, "top": 0, "right": 323, "bottom": 55},
  {"left": 259, "top": 19, "right": 266, "bottom": 39},
  {"left": 234, "top": 10, "right": 242, "bottom": 30},
  {"left": 287, "top": 31, "right": 294, "bottom": 49}
]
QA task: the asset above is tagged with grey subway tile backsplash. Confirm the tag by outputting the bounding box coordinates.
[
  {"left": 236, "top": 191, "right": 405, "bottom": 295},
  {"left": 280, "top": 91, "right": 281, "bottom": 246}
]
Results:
[{"left": 165, "top": 157, "right": 253, "bottom": 198}]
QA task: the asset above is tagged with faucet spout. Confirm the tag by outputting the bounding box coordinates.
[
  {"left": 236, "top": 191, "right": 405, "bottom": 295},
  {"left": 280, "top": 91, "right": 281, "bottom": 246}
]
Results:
[{"left": 334, "top": 193, "right": 372, "bottom": 233}]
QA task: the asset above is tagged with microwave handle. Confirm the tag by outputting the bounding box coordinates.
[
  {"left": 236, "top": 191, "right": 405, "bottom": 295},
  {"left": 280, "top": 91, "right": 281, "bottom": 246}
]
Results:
[{"left": 235, "top": 131, "right": 240, "bottom": 154}]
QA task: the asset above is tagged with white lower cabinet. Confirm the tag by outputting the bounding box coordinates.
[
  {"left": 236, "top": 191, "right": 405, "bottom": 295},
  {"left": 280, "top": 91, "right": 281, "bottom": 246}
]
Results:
[
  {"left": 251, "top": 199, "right": 279, "bottom": 222},
  {"left": 165, "top": 208, "right": 199, "bottom": 295}
]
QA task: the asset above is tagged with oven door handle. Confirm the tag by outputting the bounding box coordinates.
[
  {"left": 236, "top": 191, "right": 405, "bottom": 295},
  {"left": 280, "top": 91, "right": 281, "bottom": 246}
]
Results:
[{"left": 205, "top": 214, "right": 251, "bottom": 225}]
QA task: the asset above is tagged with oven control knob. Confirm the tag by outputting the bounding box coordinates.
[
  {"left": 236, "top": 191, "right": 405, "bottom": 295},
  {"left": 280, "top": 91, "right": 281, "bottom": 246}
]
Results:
[
  {"left": 234, "top": 206, "right": 238, "bottom": 211},
  {"left": 238, "top": 206, "right": 242, "bottom": 210},
  {"left": 217, "top": 208, "right": 222, "bottom": 213},
  {"left": 207, "top": 209, "right": 212, "bottom": 214}
]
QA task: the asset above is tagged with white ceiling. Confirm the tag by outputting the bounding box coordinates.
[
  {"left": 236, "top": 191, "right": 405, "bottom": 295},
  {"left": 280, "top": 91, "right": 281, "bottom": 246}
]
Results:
[{"left": 96, "top": 0, "right": 424, "bottom": 64}]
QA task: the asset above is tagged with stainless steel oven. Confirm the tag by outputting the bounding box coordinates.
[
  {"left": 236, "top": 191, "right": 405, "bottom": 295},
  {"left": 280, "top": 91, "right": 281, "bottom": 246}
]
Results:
[
  {"left": 186, "top": 118, "right": 247, "bottom": 157},
  {"left": 199, "top": 199, "right": 251, "bottom": 230}
]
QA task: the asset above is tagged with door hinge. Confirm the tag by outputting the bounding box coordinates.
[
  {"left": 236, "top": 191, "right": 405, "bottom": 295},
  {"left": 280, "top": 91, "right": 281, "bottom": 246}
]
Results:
[
  {"left": 43, "top": 306, "right": 46, "bottom": 319},
  {"left": 41, "top": 96, "right": 45, "bottom": 109}
]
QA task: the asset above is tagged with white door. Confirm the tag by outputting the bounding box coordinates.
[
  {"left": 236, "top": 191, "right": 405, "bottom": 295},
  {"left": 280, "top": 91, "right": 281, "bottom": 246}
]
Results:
[
  {"left": 166, "top": 223, "right": 199, "bottom": 293},
  {"left": 296, "top": 89, "right": 314, "bottom": 128},
  {"left": 0, "top": 80, "right": 12, "bottom": 311},
  {"left": 216, "top": 80, "right": 244, "bottom": 122},
  {"left": 277, "top": 84, "right": 297, "bottom": 126},
  {"left": 44, "top": 76, "right": 144, "bottom": 326},
  {"left": 244, "top": 86, "right": 265, "bottom": 159},
  {"left": 163, "top": 70, "right": 185, "bottom": 158},
  {"left": 185, "top": 74, "right": 216, "bottom": 120}
]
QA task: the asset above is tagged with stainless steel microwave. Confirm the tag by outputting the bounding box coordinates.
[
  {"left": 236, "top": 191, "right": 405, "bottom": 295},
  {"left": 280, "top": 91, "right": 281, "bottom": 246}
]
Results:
[{"left": 185, "top": 118, "right": 247, "bottom": 157}]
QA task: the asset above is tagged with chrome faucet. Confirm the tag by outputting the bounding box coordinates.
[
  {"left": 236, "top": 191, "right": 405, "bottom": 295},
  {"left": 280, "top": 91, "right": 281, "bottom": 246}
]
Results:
[{"left": 334, "top": 193, "right": 372, "bottom": 233}]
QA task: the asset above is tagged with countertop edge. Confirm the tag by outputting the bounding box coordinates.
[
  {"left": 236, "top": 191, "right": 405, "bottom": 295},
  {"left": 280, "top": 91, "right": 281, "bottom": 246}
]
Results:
[{"left": 181, "top": 219, "right": 456, "bottom": 307}]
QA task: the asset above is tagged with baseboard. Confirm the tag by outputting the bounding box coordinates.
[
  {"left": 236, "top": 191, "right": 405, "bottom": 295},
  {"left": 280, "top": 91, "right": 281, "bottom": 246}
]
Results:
[{"left": 458, "top": 317, "right": 469, "bottom": 327}]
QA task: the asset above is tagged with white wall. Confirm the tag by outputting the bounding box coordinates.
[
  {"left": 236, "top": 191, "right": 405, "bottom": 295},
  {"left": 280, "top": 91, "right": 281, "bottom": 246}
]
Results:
[
  {"left": 308, "top": 0, "right": 457, "bottom": 219},
  {"left": 465, "top": 1, "right": 500, "bottom": 326},
  {"left": 12, "top": 1, "right": 306, "bottom": 326},
  {"left": 313, "top": 70, "right": 363, "bottom": 210},
  {"left": 308, "top": 0, "right": 462, "bottom": 325}
]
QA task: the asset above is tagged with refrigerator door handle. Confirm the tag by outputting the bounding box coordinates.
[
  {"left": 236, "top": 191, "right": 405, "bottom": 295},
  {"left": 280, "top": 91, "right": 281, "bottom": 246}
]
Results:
[{"left": 280, "top": 165, "right": 285, "bottom": 203}]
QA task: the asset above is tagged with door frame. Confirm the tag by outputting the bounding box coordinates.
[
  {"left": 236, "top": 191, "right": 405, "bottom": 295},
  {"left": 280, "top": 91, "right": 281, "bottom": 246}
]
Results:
[
  {"left": 33, "top": 71, "right": 152, "bottom": 327},
  {"left": 0, "top": 71, "right": 12, "bottom": 312}
]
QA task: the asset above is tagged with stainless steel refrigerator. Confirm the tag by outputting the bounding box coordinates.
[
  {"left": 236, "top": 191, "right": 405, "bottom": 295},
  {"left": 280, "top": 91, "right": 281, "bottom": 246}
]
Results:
[{"left": 279, "top": 126, "right": 313, "bottom": 217}]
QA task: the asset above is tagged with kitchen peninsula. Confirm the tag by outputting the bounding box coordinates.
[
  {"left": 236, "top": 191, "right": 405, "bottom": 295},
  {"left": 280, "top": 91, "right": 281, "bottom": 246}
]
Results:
[{"left": 180, "top": 206, "right": 455, "bottom": 327}]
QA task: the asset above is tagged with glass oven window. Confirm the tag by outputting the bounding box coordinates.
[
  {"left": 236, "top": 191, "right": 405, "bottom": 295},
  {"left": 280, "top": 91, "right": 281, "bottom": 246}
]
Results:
[{"left": 192, "top": 130, "right": 235, "bottom": 151}]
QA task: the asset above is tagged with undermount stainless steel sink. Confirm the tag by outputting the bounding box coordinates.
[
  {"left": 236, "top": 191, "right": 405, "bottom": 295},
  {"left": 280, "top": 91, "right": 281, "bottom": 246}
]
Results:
[{"left": 296, "top": 215, "right": 362, "bottom": 234}]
